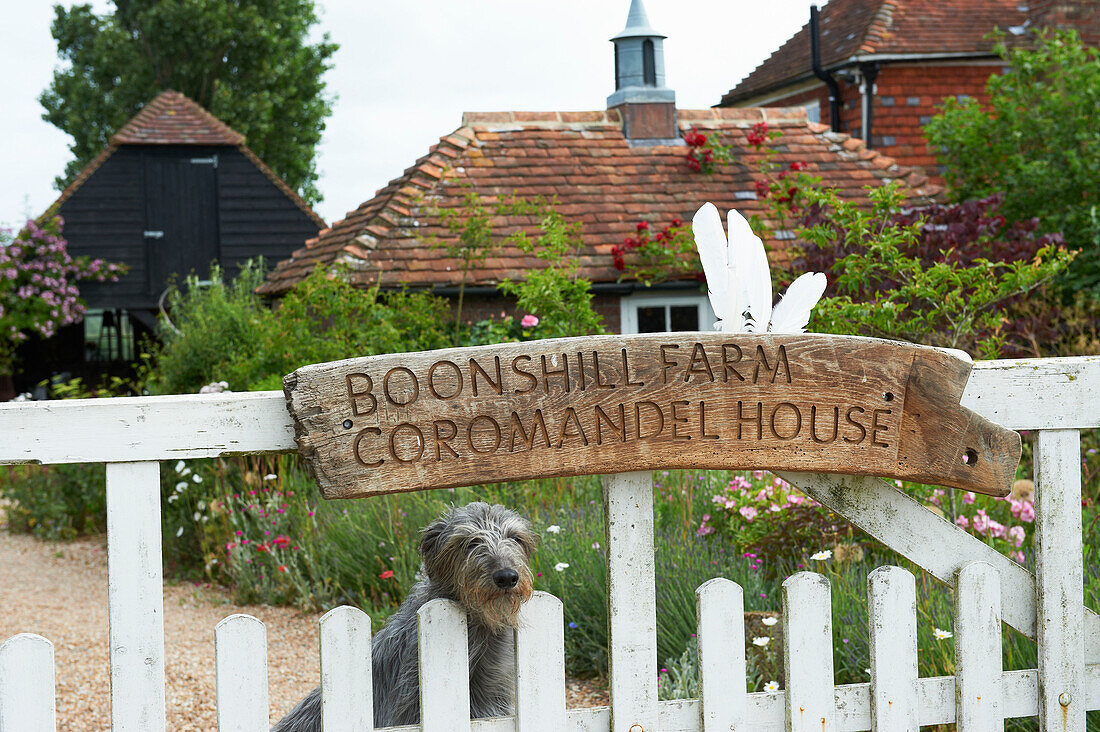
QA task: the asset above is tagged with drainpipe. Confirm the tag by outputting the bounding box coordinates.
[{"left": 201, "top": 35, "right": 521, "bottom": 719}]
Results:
[
  {"left": 859, "top": 61, "right": 880, "bottom": 148},
  {"left": 809, "top": 4, "right": 841, "bottom": 132}
]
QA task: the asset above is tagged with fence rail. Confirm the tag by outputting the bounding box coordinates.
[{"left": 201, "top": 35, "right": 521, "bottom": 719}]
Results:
[{"left": 1, "top": 354, "right": 1098, "bottom": 731}]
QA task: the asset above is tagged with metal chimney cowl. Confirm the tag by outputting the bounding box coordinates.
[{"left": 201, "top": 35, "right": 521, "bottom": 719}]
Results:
[{"left": 607, "top": 0, "right": 678, "bottom": 142}]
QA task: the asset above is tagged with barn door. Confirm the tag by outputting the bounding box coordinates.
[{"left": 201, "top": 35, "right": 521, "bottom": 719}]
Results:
[{"left": 143, "top": 153, "right": 219, "bottom": 296}]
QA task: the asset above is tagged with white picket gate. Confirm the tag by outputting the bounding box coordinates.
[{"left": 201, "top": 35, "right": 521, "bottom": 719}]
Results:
[{"left": 1, "top": 354, "right": 1099, "bottom": 731}]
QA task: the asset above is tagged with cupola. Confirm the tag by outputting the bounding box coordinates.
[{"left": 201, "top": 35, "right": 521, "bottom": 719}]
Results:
[{"left": 607, "top": 0, "right": 678, "bottom": 142}]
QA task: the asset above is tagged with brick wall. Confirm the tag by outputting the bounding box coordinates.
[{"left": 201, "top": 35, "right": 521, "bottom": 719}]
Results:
[
  {"left": 1029, "top": 0, "right": 1100, "bottom": 46},
  {"left": 762, "top": 62, "right": 999, "bottom": 177}
]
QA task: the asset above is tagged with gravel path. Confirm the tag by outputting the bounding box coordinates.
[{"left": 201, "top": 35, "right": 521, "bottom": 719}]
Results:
[{"left": 0, "top": 530, "right": 608, "bottom": 730}]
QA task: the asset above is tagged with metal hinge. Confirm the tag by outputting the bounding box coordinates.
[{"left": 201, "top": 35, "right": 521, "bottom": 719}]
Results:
[
  {"left": 190, "top": 155, "right": 219, "bottom": 168},
  {"left": 143, "top": 230, "right": 165, "bottom": 239}
]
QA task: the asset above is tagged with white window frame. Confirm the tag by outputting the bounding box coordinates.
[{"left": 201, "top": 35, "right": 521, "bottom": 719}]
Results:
[
  {"left": 619, "top": 291, "right": 716, "bottom": 335},
  {"left": 800, "top": 99, "right": 821, "bottom": 124}
]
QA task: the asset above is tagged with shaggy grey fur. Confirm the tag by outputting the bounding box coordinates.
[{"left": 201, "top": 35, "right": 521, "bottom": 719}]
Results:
[{"left": 271, "top": 502, "right": 536, "bottom": 731}]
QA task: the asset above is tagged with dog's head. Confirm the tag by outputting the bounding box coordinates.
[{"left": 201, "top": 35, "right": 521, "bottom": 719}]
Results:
[{"left": 419, "top": 502, "right": 537, "bottom": 633}]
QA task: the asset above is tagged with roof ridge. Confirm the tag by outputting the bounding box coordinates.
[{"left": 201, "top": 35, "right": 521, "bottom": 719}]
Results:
[
  {"left": 859, "top": 0, "right": 898, "bottom": 53},
  {"left": 110, "top": 90, "right": 246, "bottom": 146},
  {"left": 806, "top": 122, "right": 941, "bottom": 198},
  {"left": 462, "top": 110, "right": 621, "bottom": 131}
]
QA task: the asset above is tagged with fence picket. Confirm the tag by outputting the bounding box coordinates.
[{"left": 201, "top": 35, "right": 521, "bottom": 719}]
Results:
[
  {"left": 106, "top": 461, "right": 166, "bottom": 731},
  {"left": 514, "top": 591, "right": 567, "bottom": 731},
  {"left": 215, "top": 614, "right": 269, "bottom": 732},
  {"left": 1034, "top": 429, "right": 1086, "bottom": 730},
  {"left": 782, "top": 572, "right": 835, "bottom": 732},
  {"left": 603, "top": 471, "right": 659, "bottom": 732},
  {"left": 418, "top": 598, "right": 470, "bottom": 732},
  {"left": 0, "top": 633, "right": 55, "bottom": 732},
  {"left": 697, "top": 577, "right": 746, "bottom": 731},
  {"left": 867, "top": 566, "right": 918, "bottom": 731},
  {"left": 319, "top": 606, "right": 373, "bottom": 731},
  {"left": 955, "top": 562, "right": 1003, "bottom": 731}
]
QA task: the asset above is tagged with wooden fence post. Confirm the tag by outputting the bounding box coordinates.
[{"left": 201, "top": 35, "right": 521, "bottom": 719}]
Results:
[
  {"left": 867, "top": 566, "right": 918, "bottom": 731},
  {"left": 955, "top": 561, "right": 1003, "bottom": 731},
  {"left": 603, "top": 471, "right": 659, "bottom": 732},
  {"left": 697, "top": 578, "right": 746, "bottom": 731},
  {"left": 1034, "top": 429, "right": 1086, "bottom": 730},
  {"left": 106, "top": 461, "right": 166, "bottom": 731},
  {"left": 0, "top": 633, "right": 55, "bottom": 732},
  {"left": 418, "top": 598, "right": 470, "bottom": 732},
  {"left": 782, "top": 572, "right": 836, "bottom": 732},
  {"left": 215, "top": 614, "right": 269, "bottom": 732},
  {"left": 515, "top": 591, "right": 568, "bottom": 731},
  {"left": 319, "top": 605, "right": 374, "bottom": 731}
]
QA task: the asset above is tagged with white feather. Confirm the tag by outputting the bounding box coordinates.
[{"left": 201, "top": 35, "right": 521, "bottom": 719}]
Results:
[
  {"left": 768, "top": 272, "right": 828, "bottom": 333},
  {"left": 692, "top": 203, "right": 741, "bottom": 331},
  {"left": 727, "top": 209, "right": 771, "bottom": 332}
]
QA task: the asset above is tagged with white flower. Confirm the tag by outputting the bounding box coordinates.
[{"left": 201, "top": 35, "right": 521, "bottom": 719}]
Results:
[
  {"left": 546, "top": 525, "right": 561, "bottom": 534},
  {"left": 752, "top": 636, "right": 770, "bottom": 647},
  {"left": 761, "top": 616, "right": 778, "bottom": 626},
  {"left": 554, "top": 562, "right": 570, "bottom": 572},
  {"left": 592, "top": 542, "right": 601, "bottom": 550},
  {"left": 934, "top": 628, "right": 953, "bottom": 640},
  {"left": 202, "top": 516, "right": 209, "bottom": 523},
  {"left": 192, "top": 474, "right": 202, "bottom": 483},
  {"left": 764, "top": 680, "right": 780, "bottom": 692},
  {"left": 175, "top": 482, "right": 188, "bottom": 493},
  {"left": 193, "top": 512, "right": 201, "bottom": 522},
  {"left": 179, "top": 467, "right": 192, "bottom": 477},
  {"left": 263, "top": 473, "right": 277, "bottom": 482},
  {"left": 176, "top": 526, "right": 184, "bottom": 537},
  {"left": 174, "top": 460, "right": 187, "bottom": 474},
  {"left": 167, "top": 494, "right": 178, "bottom": 503},
  {"left": 811, "top": 550, "right": 832, "bottom": 561}
]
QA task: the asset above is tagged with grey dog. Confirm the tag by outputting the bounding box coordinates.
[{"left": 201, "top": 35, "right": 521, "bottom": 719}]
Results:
[{"left": 272, "top": 502, "right": 537, "bottom": 730}]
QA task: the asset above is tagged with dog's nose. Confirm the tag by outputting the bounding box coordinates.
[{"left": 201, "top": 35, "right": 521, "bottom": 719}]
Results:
[{"left": 493, "top": 568, "right": 519, "bottom": 589}]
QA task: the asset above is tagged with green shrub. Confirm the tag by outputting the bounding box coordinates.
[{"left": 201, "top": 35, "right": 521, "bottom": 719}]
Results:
[{"left": 0, "top": 463, "right": 106, "bottom": 540}]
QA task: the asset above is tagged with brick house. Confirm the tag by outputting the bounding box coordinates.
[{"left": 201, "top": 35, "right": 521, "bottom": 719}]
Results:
[
  {"left": 260, "top": 0, "right": 938, "bottom": 334},
  {"left": 717, "top": 0, "right": 1099, "bottom": 176}
]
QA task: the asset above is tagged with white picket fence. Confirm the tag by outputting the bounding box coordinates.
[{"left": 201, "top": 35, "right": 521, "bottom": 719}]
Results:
[{"left": 1, "top": 354, "right": 1099, "bottom": 731}]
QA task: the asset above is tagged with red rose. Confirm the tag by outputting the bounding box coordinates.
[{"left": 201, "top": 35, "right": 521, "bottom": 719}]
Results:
[
  {"left": 379, "top": 570, "right": 395, "bottom": 579},
  {"left": 636, "top": 221, "right": 649, "bottom": 232},
  {"left": 754, "top": 180, "right": 769, "bottom": 198},
  {"left": 789, "top": 161, "right": 808, "bottom": 171},
  {"left": 671, "top": 217, "right": 683, "bottom": 227}
]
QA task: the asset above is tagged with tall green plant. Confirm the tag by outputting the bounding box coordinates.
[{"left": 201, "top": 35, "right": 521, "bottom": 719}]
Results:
[
  {"left": 435, "top": 191, "right": 498, "bottom": 344},
  {"left": 926, "top": 31, "right": 1100, "bottom": 292}
]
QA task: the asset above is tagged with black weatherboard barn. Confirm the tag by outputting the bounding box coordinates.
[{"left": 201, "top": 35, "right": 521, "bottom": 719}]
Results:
[{"left": 17, "top": 91, "right": 325, "bottom": 394}]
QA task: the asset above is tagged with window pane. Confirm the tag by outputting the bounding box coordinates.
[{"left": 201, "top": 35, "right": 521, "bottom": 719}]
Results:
[
  {"left": 637, "top": 306, "right": 666, "bottom": 333},
  {"left": 669, "top": 305, "right": 699, "bottom": 332}
]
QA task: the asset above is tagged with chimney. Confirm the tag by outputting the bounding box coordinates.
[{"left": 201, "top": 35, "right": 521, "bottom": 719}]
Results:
[{"left": 607, "top": 0, "right": 678, "bottom": 142}]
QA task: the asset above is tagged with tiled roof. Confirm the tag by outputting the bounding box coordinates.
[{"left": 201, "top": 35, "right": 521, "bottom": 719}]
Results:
[
  {"left": 720, "top": 0, "right": 1027, "bottom": 104},
  {"left": 257, "top": 107, "right": 938, "bottom": 296},
  {"left": 43, "top": 91, "right": 324, "bottom": 228},
  {"left": 110, "top": 90, "right": 246, "bottom": 145}
]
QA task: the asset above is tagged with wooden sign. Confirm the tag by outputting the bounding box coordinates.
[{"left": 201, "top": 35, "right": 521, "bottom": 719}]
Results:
[{"left": 283, "top": 334, "right": 1021, "bottom": 498}]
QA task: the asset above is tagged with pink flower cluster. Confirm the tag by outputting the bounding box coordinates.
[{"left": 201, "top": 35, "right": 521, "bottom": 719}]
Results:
[
  {"left": 1, "top": 217, "right": 124, "bottom": 368},
  {"left": 946, "top": 488, "right": 1033, "bottom": 564},
  {"left": 697, "top": 471, "right": 818, "bottom": 537}
]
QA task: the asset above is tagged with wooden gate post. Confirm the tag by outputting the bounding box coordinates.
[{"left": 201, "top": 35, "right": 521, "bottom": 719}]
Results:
[
  {"left": 604, "top": 471, "right": 659, "bottom": 732},
  {"left": 1034, "top": 429, "right": 1086, "bottom": 730}
]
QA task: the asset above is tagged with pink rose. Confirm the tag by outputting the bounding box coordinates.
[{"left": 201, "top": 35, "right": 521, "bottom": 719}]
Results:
[
  {"left": 739, "top": 506, "right": 758, "bottom": 522},
  {"left": 521, "top": 314, "right": 540, "bottom": 328}
]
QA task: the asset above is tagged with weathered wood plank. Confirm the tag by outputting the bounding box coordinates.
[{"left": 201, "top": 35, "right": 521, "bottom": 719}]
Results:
[
  {"left": 960, "top": 355, "right": 1100, "bottom": 430},
  {"left": 697, "top": 577, "right": 746, "bottom": 731},
  {"left": 1034, "top": 429, "right": 1086, "bottom": 731},
  {"left": 319, "top": 605, "right": 374, "bottom": 731},
  {"left": 215, "top": 614, "right": 269, "bottom": 732},
  {"left": 867, "top": 566, "right": 918, "bottom": 731},
  {"left": 955, "top": 562, "right": 1003, "bottom": 731},
  {"left": 604, "top": 471, "right": 659, "bottom": 732},
  {"left": 782, "top": 572, "right": 836, "bottom": 732},
  {"left": 0, "top": 633, "right": 55, "bottom": 732},
  {"left": 514, "top": 592, "right": 567, "bottom": 731},
  {"left": 0, "top": 391, "right": 294, "bottom": 464},
  {"left": 778, "top": 471, "right": 1100, "bottom": 663},
  {"left": 106, "top": 461, "right": 166, "bottom": 731},
  {"left": 284, "top": 334, "right": 1020, "bottom": 498},
  {"left": 418, "top": 599, "right": 470, "bottom": 732}
]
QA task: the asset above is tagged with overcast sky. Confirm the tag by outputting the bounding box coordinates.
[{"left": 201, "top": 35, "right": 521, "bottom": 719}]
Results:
[{"left": 0, "top": 1, "right": 813, "bottom": 229}]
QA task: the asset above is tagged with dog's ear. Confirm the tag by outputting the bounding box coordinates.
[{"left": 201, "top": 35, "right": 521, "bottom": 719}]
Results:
[{"left": 419, "top": 517, "right": 449, "bottom": 561}]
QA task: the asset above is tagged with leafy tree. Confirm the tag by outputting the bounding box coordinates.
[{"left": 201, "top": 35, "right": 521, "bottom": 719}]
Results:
[
  {"left": 925, "top": 31, "right": 1100, "bottom": 291},
  {"left": 40, "top": 0, "right": 337, "bottom": 203},
  {"left": 793, "top": 184, "right": 1074, "bottom": 359}
]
